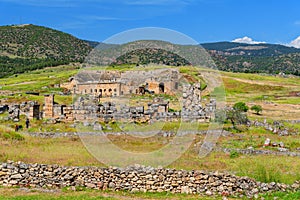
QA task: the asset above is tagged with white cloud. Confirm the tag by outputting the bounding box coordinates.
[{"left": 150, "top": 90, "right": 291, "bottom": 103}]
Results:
[
  {"left": 295, "top": 21, "right": 300, "bottom": 26},
  {"left": 289, "top": 36, "right": 300, "bottom": 48},
  {"left": 232, "top": 36, "right": 266, "bottom": 44}
]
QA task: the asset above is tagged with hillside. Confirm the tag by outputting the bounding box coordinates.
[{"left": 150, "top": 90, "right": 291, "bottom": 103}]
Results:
[
  {"left": 112, "top": 48, "right": 191, "bottom": 66},
  {"left": 201, "top": 41, "right": 300, "bottom": 56},
  {"left": 0, "top": 24, "right": 299, "bottom": 77},
  {"left": 212, "top": 52, "right": 300, "bottom": 75},
  {"left": 88, "top": 40, "right": 300, "bottom": 76},
  {"left": 0, "top": 24, "right": 91, "bottom": 60},
  {"left": 0, "top": 24, "right": 91, "bottom": 77}
]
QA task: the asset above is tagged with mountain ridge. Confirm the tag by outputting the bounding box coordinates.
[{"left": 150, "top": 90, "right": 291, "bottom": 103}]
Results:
[{"left": 0, "top": 24, "right": 299, "bottom": 76}]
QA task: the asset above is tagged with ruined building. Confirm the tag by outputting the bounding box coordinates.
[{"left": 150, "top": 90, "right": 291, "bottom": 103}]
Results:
[{"left": 61, "top": 69, "right": 180, "bottom": 97}]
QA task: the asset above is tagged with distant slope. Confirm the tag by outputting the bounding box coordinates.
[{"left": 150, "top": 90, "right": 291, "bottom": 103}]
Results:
[
  {"left": 0, "top": 24, "right": 91, "bottom": 60},
  {"left": 86, "top": 40, "right": 213, "bottom": 67},
  {"left": 0, "top": 24, "right": 299, "bottom": 78},
  {"left": 200, "top": 42, "right": 300, "bottom": 75},
  {"left": 0, "top": 24, "right": 92, "bottom": 77},
  {"left": 200, "top": 42, "right": 300, "bottom": 56},
  {"left": 112, "top": 48, "right": 191, "bottom": 66}
]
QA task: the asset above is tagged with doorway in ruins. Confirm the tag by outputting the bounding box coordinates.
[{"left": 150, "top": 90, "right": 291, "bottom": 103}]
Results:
[{"left": 159, "top": 82, "right": 164, "bottom": 93}]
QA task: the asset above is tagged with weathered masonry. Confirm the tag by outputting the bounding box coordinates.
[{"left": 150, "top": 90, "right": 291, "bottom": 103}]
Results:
[{"left": 61, "top": 69, "right": 180, "bottom": 97}]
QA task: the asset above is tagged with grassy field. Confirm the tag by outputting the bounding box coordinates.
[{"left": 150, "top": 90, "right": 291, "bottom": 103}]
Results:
[
  {"left": 0, "top": 65, "right": 299, "bottom": 199},
  {"left": 0, "top": 65, "right": 299, "bottom": 119},
  {"left": 1, "top": 128, "right": 300, "bottom": 184},
  {"left": 0, "top": 187, "right": 227, "bottom": 200},
  {"left": 1, "top": 187, "right": 300, "bottom": 200},
  {"left": 1, "top": 187, "right": 299, "bottom": 200}
]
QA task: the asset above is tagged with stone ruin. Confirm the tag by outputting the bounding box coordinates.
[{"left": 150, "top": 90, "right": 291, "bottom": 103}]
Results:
[
  {"left": 62, "top": 69, "right": 180, "bottom": 97},
  {"left": 0, "top": 68, "right": 217, "bottom": 124},
  {"left": 0, "top": 82, "right": 216, "bottom": 125},
  {"left": 181, "top": 83, "right": 216, "bottom": 122},
  {"left": 0, "top": 102, "right": 40, "bottom": 122}
]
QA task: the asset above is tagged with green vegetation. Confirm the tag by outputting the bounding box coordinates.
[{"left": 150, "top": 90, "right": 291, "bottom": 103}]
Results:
[
  {"left": 112, "top": 48, "right": 191, "bottom": 66},
  {"left": 0, "top": 125, "right": 24, "bottom": 141},
  {"left": 260, "top": 190, "right": 300, "bottom": 200},
  {"left": 214, "top": 53, "right": 300, "bottom": 76},
  {"left": 1, "top": 130, "right": 300, "bottom": 185},
  {"left": 250, "top": 105, "right": 262, "bottom": 115},
  {"left": 0, "top": 26, "right": 300, "bottom": 199},
  {"left": 0, "top": 65, "right": 78, "bottom": 95},
  {"left": 215, "top": 102, "right": 250, "bottom": 130},
  {"left": 229, "top": 150, "right": 239, "bottom": 159},
  {"left": 1, "top": 186, "right": 300, "bottom": 200},
  {"left": 0, "top": 24, "right": 91, "bottom": 77},
  {"left": 0, "top": 187, "right": 221, "bottom": 200},
  {"left": 179, "top": 66, "right": 207, "bottom": 90},
  {"left": 1, "top": 24, "right": 300, "bottom": 78},
  {"left": 233, "top": 102, "right": 249, "bottom": 112},
  {"left": 202, "top": 42, "right": 300, "bottom": 76}
]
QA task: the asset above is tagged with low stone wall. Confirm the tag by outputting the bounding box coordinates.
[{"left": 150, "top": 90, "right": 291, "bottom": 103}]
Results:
[
  {"left": 0, "top": 161, "right": 299, "bottom": 198},
  {"left": 251, "top": 120, "right": 299, "bottom": 136},
  {"left": 222, "top": 148, "right": 300, "bottom": 157},
  {"left": 25, "top": 130, "right": 231, "bottom": 138}
]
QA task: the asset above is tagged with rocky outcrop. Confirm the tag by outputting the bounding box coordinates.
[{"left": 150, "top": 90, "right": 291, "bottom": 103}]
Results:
[{"left": 0, "top": 161, "right": 299, "bottom": 198}]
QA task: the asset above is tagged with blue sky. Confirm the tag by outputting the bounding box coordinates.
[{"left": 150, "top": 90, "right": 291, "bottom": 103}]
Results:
[{"left": 0, "top": 0, "right": 300, "bottom": 47}]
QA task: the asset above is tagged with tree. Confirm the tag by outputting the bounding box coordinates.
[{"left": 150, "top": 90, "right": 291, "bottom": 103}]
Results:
[
  {"left": 251, "top": 105, "right": 262, "bottom": 115},
  {"left": 226, "top": 108, "right": 249, "bottom": 127},
  {"left": 214, "top": 106, "right": 249, "bottom": 131},
  {"left": 233, "top": 102, "right": 249, "bottom": 112}
]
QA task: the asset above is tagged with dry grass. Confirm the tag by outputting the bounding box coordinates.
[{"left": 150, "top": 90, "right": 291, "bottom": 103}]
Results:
[
  {"left": 1, "top": 132, "right": 300, "bottom": 184},
  {"left": 0, "top": 136, "right": 100, "bottom": 167},
  {"left": 0, "top": 187, "right": 223, "bottom": 200}
]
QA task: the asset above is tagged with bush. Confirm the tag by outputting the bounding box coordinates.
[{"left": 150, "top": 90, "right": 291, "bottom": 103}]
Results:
[
  {"left": 0, "top": 131, "right": 24, "bottom": 141},
  {"left": 251, "top": 105, "right": 262, "bottom": 115},
  {"left": 233, "top": 102, "right": 249, "bottom": 112},
  {"left": 230, "top": 150, "right": 240, "bottom": 158},
  {"left": 255, "top": 164, "right": 281, "bottom": 183}
]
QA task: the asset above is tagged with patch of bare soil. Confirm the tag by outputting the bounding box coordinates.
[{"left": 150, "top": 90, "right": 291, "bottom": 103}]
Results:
[
  {"left": 289, "top": 91, "right": 300, "bottom": 97},
  {"left": 9, "top": 81, "right": 37, "bottom": 86}
]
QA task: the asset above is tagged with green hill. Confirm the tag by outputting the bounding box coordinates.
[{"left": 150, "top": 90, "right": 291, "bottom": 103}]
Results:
[
  {"left": 200, "top": 42, "right": 300, "bottom": 75},
  {"left": 0, "top": 24, "right": 91, "bottom": 77},
  {"left": 0, "top": 24, "right": 299, "bottom": 77},
  {"left": 0, "top": 24, "right": 91, "bottom": 60},
  {"left": 201, "top": 41, "right": 300, "bottom": 56},
  {"left": 112, "top": 48, "right": 191, "bottom": 66}
]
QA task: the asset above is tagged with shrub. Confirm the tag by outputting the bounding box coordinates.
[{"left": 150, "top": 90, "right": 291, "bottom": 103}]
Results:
[
  {"left": 251, "top": 105, "right": 262, "bottom": 115},
  {"left": 230, "top": 150, "right": 240, "bottom": 158},
  {"left": 233, "top": 102, "right": 249, "bottom": 112},
  {"left": 0, "top": 131, "right": 24, "bottom": 141}
]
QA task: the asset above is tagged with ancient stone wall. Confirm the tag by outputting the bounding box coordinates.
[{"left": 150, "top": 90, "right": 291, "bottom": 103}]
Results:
[
  {"left": 65, "top": 69, "right": 180, "bottom": 96},
  {"left": 28, "top": 104, "right": 40, "bottom": 120},
  {"left": 77, "top": 82, "right": 121, "bottom": 97},
  {"left": 0, "top": 161, "right": 299, "bottom": 198},
  {"left": 43, "top": 94, "right": 54, "bottom": 119}
]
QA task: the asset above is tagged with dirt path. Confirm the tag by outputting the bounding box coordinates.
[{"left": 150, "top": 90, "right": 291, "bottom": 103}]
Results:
[{"left": 9, "top": 81, "right": 37, "bottom": 86}]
